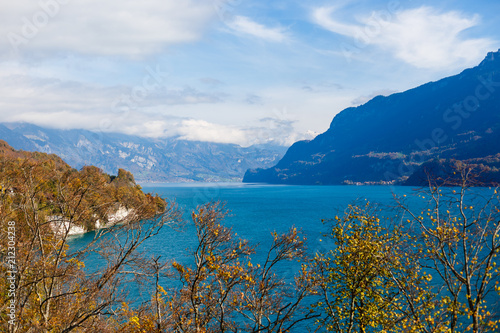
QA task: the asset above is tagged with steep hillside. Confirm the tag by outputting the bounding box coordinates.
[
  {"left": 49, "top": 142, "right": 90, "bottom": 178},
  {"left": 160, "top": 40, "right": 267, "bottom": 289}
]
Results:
[
  {"left": 0, "top": 140, "right": 166, "bottom": 232},
  {"left": 244, "top": 49, "right": 500, "bottom": 185}
]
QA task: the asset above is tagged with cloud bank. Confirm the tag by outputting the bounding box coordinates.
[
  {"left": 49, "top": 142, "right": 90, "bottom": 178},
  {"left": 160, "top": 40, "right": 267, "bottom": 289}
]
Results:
[
  {"left": 313, "top": 5, "right": 496, "bottom": 70},
  {"left": 1, "top": 0, "right": 215, "bottom": 58}
]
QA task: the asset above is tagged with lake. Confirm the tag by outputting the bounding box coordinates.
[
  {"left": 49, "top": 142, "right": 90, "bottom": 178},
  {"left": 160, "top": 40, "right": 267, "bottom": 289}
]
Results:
[
  {"left": 69, "top": 184, "right": 416, "bottom": 286},
  {"left": 138, "top": 183, "right": 415, "bottom": 256},
  {"left": 67, "top": 183, "right": 499, "bottom": 330}
]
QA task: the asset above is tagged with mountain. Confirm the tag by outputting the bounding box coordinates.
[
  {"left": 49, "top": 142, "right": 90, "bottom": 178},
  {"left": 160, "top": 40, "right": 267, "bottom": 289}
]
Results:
[
  {"left": 243, "top": 49, "right": 500, "bottom": 186},
  {"left": 0, "top": 123, "right": 287, "bottom": 183}
]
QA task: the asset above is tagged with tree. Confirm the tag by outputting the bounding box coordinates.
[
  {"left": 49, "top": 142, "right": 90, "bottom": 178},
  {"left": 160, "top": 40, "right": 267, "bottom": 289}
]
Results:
[
  {"left": 3, "top": 140, "right": 498, "bottom": 332},
  {"left": 396, "top": 163, "right": 500, "bottom": 332},
  {"left": 0, "top": 142, "right": 182, "bottom": 332},
  {"left": 167, "top": 202, "right": 255, "bottom": 332},
  {"left": 132, "top": 202, "right": 319, "bottom": 332},
  {"left": 1, "top": 142, "right": 318, "bottom": 332},
  {"left": 312, "top": 164, "right": 500, "bottom": 333},
  {"left": 311, "top": 203, "right": 430, "bottom": 332},
  {"left": 236, "top": 227, "right": 318, "bottom": 333}
]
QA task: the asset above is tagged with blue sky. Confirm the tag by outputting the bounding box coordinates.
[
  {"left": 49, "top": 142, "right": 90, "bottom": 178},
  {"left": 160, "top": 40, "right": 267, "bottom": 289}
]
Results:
[{"left": 1, "top": 0, "right": 499, "bottom": 146}]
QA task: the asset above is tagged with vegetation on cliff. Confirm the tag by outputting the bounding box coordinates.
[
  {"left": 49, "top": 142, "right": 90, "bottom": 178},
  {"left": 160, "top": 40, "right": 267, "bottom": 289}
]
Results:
[
  {"left": 0, "top": 140, "right": 166, "bottom": 232},
  {"left": 0, "top": 140, "right": 180, "bottom": 331}
]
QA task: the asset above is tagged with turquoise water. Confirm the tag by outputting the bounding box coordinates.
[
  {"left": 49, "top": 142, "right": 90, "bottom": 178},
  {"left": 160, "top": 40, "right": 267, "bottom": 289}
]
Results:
[
  {"left": 141, "top": 184, "right": 414, "bottom": 254},
  {"left": 71, "top": 184, "right": 494, "bottom": 260},
  {"left": 67, "top": 184, "right": 498, "bottom": 329},
  {"left": 69, "top": 184, "right": 415, "bottom": 288}
]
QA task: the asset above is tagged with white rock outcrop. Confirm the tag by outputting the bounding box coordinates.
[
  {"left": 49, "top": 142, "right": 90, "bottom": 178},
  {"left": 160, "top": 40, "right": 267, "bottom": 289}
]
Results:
[
  {"left": 49, "top": 206, "right": 134, "bottom": 236},
  {"left": 48, "top": 216, "right": 86, "bottom": 237},
  {"left": 95, "top": 206, "right": 134, "bottom": 229}
]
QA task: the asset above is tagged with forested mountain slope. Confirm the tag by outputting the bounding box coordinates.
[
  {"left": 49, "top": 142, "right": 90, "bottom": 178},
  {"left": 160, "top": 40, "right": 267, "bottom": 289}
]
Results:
[{"left": 244, "top": 50, "right": 500, "bottom": 185}]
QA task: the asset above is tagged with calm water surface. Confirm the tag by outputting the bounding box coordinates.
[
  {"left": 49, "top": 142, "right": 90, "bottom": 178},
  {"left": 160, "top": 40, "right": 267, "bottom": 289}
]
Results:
[
  {"left": 67, "top": 184, "right": 497, "bottom": 329},
  {"left": 135, "top": 184, "right": 417, "bottom": 255},
  {"left": 69, "top": 184, "right": 416, "bottom": 281}
]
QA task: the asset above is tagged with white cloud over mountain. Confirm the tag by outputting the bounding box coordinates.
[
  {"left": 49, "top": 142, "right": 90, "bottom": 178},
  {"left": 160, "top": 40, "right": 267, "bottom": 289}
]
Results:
[
  {"left": 0, "top": 1, "right": 498, "bottom": 147},
  {"left": 0, "top": 73, "right": 317, "bottom": 146},
  {"left": 313, "top": 5, "right": 496, "bottom": 70}
]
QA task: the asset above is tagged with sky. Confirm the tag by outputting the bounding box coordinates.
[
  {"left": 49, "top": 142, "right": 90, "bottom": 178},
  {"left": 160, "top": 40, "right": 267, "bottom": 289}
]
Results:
[{"left": 1, "top": 0, "right": 499, "bottom": 147}]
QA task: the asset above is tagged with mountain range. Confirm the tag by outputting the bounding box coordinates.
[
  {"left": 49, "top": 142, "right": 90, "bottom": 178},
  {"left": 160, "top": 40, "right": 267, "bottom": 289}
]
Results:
[
  {"left": 243, "top": 49, "right": 500, "bottom": 186},
  {"left": 0, "top": 123, "right": 287, "bottom": 183}
]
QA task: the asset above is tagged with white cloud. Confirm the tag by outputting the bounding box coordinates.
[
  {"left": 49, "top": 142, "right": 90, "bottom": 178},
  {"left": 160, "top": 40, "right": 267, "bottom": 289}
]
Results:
[
  {"left": 0, "top": 72, "right": 317, "bottom": 146},
  {"left": 227, "top": 16, "right": 287, "bottom": 42},
  {"left": 1, "top": 0, "right": 215, "bottom": 58},
  {"left": 176, "top": 119, "right": 248, "bottom": 145},
  {"left": 313, "top": 6, "right": 358, "bottom": 37},
  {"left": 313, "top": 6, "right": 496, "bottom": 70},
  {"left": 0, "top": 73, "right": 223, "bottom": 115},
  {"left": 175, "top": 118, "right": 315, "bottom": 147},
  {"left": 0, "top": 73, "right": 224, "bottom": 137}
]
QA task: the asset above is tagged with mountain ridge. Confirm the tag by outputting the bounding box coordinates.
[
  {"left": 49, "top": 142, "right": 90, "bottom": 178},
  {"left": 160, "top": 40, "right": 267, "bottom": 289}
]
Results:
[
  {"left": 243, "top": 49, "right": 500, "bottom": 185},
  {"left": 0, "top": 122, "right": 287, "bottom": 183}
]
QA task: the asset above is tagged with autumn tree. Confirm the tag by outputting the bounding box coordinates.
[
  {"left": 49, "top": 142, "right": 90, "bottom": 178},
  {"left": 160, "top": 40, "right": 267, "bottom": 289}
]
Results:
[
  {"left": 124, "top": 202, "right": 319, "bottom": 332},
  {"left": 311, "top": 163, "right": 500, "bottom": 333},
  {"left": 314, "top": 163, "right": 500, "bottom": 333},
  {"left": 311, "top": 203, "right": 431, "bottom": 332},
  {"left": 0, "top": 141, "right": 182, "bottom": 332},
  {"left": 396, "top": 163, "right": 500, "bottom": 332},
  {"left": 236, "top": 227, "right": 318, "bottom": 333},
  {"left": 3, "top": 139, "right": 498, "bottom": 333}
]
